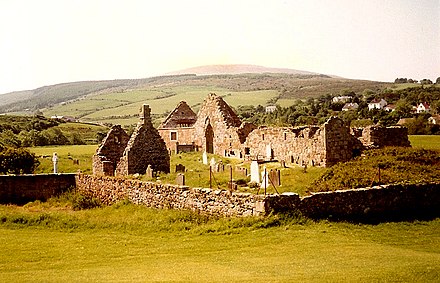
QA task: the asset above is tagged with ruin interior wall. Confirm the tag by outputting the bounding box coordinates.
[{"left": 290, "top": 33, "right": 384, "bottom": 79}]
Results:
[
  {"left": 360, "top": 125, "right": 411, "bottom": 148},
  {"left": 244, "top": 126, "right": 326, "bottom": 166}
]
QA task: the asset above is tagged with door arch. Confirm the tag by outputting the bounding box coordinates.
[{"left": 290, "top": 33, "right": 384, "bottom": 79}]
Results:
[{"left": 205, "top": 123, "right": 214, "bottom": 154}]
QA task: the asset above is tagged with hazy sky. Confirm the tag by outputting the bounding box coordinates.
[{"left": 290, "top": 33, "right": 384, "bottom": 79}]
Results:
[{"left": 0, "top": 0, "right": 439, "bottom": 93}]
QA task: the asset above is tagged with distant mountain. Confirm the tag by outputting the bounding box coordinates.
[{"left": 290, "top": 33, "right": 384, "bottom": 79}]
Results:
[{"left": 166, "top": 64, "right": 326, "bottom": 76}]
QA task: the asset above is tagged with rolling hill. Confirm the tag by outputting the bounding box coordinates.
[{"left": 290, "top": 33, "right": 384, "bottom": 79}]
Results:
[{"left": 0, "top": 65, "right": 391, "bottom": 125}]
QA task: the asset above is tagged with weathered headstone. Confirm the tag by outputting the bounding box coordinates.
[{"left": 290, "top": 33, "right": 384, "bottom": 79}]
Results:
[
  {"left": 175, "top": 163, "right": 185, "bottom": 173},
  {"left": 145, "top": 164, "right": 154, "bottom": 178},
  {"left": 176, "top": 173, "right": 185, "bottom": 186},
  {"left": 250, "top": 160, "right": 260, "bottom": 183},
  {"left": 210, "top": 157, "right": 216, "bottom": 168},
  {"left": 202, "top": 151, "right": 208, "bottom": 165},
  {"left": 52, "top": 152, "right": 58, "bottom": 174},
  {"left": 216, "top": 161, "right": 225, "bottom": 172},
  {"left": 269, "top": 169, "right": 281, "bottom": 187}
]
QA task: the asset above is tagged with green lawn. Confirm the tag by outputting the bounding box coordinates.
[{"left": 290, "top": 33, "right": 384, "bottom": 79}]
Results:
[
  {"left": 409, "top": 135, "right": 440, "bottom": 150},
  {"left": 0, "top": 204, "right": 438, "bottom": 282}
]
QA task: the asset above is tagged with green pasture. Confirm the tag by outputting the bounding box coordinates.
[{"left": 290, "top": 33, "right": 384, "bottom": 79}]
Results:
[
  {"left": 43, "top": 85, "right": 279, "bottom": 125},
  {"left": 409, "top": 135, "right": 440, "bottom": 150},
  {"left": 30, "top": 145, "right": 97, "bottom": 175},
  {"left": 0, "top": 203, "right": 439, "bottom": 282}
]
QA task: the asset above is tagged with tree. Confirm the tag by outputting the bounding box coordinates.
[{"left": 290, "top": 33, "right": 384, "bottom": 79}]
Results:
[
  {"left": 436, "top": 77, "right": 440, "bottom": 84},
  {"left": 0, "top": 147, "right": 40, "bottom": 174}
]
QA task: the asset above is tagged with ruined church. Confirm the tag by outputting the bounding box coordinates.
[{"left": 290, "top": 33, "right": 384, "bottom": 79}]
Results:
[{"left": 93, "top": 93, "right": 410, "bottom": 176}]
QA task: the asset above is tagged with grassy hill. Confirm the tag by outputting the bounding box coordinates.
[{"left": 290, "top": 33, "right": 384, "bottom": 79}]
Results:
[
  {"left": 38, "top": 74, "right": 389, "bottom": 126},
  {"left": 0, "top": 65, "right": 391, "bottom": 125}
]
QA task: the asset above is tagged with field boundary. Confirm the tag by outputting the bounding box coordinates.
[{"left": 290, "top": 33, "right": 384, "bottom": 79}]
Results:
[{"left": 1, "top": 173, "right": 439, "bottom": 221}]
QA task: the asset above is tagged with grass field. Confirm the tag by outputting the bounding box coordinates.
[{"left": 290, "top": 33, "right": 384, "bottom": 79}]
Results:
[
  {"left": 43, "top": 85, "right": 279, "bottom": 125},
  {"left": 409, "top": 135, "right": 440, "bottom": 150},
  {"left": 0, "top": 203, "right": 438, "bottom": 282}
]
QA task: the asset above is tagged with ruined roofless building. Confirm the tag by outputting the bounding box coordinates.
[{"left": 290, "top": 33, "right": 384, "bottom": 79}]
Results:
[
  {"left": 158, "top": 93, "right": 410, "bottom": 167},
  {"left": 93, "top": 104, "right": 170, "bottom": 176}
]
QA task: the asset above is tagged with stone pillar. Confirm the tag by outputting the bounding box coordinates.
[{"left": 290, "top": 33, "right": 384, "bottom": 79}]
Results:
[{"left": 140, "top": 104, "right": 151, "bottom": 125}]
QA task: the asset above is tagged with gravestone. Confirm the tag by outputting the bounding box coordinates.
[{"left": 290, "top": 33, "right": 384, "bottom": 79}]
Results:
[
  {"left": 145, "top": 164, "right": 154, "bottom": 178},
  {"left": 250, "top": 160, "right": 260, "bottom": 183},
  {"left": 175, "top": 164, "right": 185, "bottom": 173},
  {"left": 216, "top": 161, "right": 225, "bottom": 172},
  {"left": 280, "top": 160, "right": 286, "bottom": 168},
  {"left": 260, "top": 167, "right": 269, "bottom": 188},
  {"left": 202, "top": 151, "right": 208, "bottom": 165},
  {"left": 269, "top": 169, "right": 281, "bottom": 187},
  {"left": 176, "top": 173, "right": 185, "bottom": 186},
  {"left": 210, "top": 157, "right": 216, "bottom": 168}
]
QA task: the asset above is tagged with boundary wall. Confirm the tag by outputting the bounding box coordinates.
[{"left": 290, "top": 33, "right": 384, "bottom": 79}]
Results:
[{"left": 1, "top": 174, "right": 439, "bottom": 221}]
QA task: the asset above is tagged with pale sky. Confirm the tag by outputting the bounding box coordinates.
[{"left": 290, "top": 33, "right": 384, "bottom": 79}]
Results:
[{"left": 0, "top": 0, "right": 439, "bottom": 94}]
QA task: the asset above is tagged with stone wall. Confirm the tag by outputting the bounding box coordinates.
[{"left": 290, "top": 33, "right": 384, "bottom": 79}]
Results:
[
  {"left": 158, "top": 127, "right": 196, "bottom": 153},
  {"left": 359, "top": 125, "right": 410, "bottom": 148},
  {"left": 0, "top": 174, "right": 76, "bottom": 204},
  {"left": 244, "top": 126, "right": 326, "bottom": 165},
  {"left": 75, "top": 174, "right": 440, "bottom": 221},
  {"left": 76, "top": 174, "right": 262, "bottom": 216},
  {"left": 93, "top": 125, "right": 130, "bottom": 176}
]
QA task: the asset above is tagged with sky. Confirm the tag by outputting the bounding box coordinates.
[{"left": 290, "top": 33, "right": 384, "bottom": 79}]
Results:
[{"left": 0, "top": 0, "right": 439, "bottom": 93}]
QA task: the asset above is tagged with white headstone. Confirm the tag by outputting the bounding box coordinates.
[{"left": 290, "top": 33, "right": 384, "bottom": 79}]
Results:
[
  {"left": 250, "top": 160, "right": 260, "bottom": 183},
  {"left": 210, "top": 157, "right": 216, "bottom": 168},
  {"left": 266, "top": 144, "right": 272, "bottom": 160},
  {"left": 202, "top": 151, "right": 208, "bottom": 165},
  {"left": 52, "top": 152, "right": 58, "bottom": 174},
  {"left": 260, "top": 166, "right": 269, "bottom": 188}
]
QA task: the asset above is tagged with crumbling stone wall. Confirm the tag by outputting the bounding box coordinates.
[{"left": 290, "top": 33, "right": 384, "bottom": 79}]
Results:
[
  {"left": 324, "top": 117, "right": 362, "bottom": 166},
  {"left": 76, "top": 174, "right": 261, "bottom": 216},
  {"left": 93, "top": 125, "right": 130, "bottom": 176},
  {"left": 75, "top": 174, "right": 439, "bottom": 220},
  {"left": 116, "top": 105, "right": 170, "bottom": 175},
  {"left": 244, "top": 126, "right": 326, "bottom": 165},
  {"left": 359, "top": 125, "right": 410, "bottom": 148}
]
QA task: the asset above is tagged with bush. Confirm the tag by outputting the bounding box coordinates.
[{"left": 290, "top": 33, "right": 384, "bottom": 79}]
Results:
[{"left": 0, "top": 147, "right": 40, "bottom": 174}]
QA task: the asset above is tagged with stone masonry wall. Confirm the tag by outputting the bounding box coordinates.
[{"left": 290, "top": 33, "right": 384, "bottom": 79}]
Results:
[
  {"left": 75, "top": 174, "right": 439, "bottom": 221},
  {"left": 244, "top": 126, "right": 326, "bottom": 165},
  {"left": 360, "top": 125, "right": 410, "bottom": 148},
  {"left": 93, "top": 125, "right": 130, "bottom": 176},
  {"left": 0, "top": 174, "right": 76, "bottom": 204},
  {"left": 115, "top": 105, "right": 170, "bottom": 175},
  {"left": 76, "top": 174, "right": 262, "bottom": 216}
]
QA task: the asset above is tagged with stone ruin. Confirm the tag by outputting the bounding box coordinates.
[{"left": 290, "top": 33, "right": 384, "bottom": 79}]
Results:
[
  {"left": 158, "top": 93, "right": 410, "bottom": 167},
  {"left": 93, "top": 104, "right": 170, "bottom": 176},
  {"left": 94, "top": 93, "right": 411, "bottom": 177}
]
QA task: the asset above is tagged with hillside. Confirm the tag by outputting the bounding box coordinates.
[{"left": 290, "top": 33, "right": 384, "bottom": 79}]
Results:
[{"left": 0, "top": 65, "right": 391, "bottom": 125}]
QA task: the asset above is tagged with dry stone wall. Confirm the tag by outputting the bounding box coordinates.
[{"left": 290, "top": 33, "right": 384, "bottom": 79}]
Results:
[
  {"left": 359, "top": 125, "right": 410, "bottom": 148},
  {"left": 76, "top": 174, "right": 262, "bottom": 216},
  {"left": 75, "top": 174, "right": 440, "bottom": 221}
]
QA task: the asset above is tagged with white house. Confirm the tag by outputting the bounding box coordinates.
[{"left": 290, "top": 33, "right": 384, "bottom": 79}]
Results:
[
  {"left": 342, "top": 103, "right": 359, "bottom": 111},
  {"left": 265, "top": 105, "right": 277, "bottom": 113},
  {"left": 368, "top": 98, "right": 387, "bottom": 110},
  {"left": 416, "top": 102, "right": 431, "bottom": 113},
  {"left": 428, "top": 115, "right": 440, "bottom": 125}
]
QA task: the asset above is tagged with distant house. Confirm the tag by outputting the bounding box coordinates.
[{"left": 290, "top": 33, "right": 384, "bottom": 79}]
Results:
[
  {"left": 341, "top": 102, "right": 358, "bottom": 111},
  {"left": 332, "top": 96, "right": 352, "bottom": 103},
  {"left": 51, "top": 115, "right": 77, "bottom": 122},
  {"left": 416, "top": 102, "right": 431, "bottom": 113},
  {"left": 428, "top": 115, "right": 440, "bottom": 125},
  {"left": 368, "top": 98, "right": 387, "bottom": 110},
  {"left": 265, "top": 105, "right": 277, "bottom": 113},
  {"left": 384, "top": 104, "right": 396, "bottom": 112}
]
